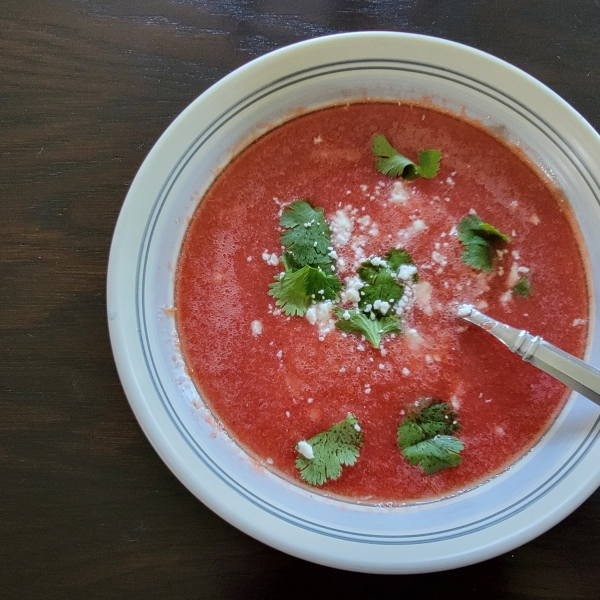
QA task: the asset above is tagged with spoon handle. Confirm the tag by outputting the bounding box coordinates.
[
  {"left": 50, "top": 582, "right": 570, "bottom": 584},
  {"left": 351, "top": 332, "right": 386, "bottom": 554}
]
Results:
[{"left": 458, "top": 304, "right": 600, "bottom": 406}]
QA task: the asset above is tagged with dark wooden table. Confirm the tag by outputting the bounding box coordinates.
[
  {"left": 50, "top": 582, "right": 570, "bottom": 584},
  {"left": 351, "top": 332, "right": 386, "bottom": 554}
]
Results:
[{"left": 3, "top": 1, "right": 600, "bottom": 597}]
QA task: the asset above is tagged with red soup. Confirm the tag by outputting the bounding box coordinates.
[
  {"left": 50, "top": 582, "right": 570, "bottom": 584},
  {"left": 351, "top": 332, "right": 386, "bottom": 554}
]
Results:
[{"left": 176, "top": 102, "right": 588, "bottom": 503}]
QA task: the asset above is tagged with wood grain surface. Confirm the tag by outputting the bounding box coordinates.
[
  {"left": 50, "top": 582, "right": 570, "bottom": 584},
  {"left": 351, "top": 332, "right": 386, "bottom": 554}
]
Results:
[{"left": 2, "top": 1, "right": 600, "bottom": 598}]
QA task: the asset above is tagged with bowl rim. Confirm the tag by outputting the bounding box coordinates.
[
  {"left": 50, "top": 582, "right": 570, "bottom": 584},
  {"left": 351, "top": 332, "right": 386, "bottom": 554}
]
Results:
[{"left": 107, "top": 31, "right": 600, "bottom": 573}]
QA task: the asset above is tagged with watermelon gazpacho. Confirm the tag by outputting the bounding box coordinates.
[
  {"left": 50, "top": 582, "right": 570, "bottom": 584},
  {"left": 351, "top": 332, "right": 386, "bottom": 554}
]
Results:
[{"left": 175, "top": 102, "right": 588, "bottom": 503}]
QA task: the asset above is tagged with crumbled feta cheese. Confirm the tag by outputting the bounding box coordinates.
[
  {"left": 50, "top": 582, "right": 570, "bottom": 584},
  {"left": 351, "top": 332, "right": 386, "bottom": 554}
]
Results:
[
  {"left": 389, "top": 180, "right": 409, "bottom": 203},
  {"left": 354, "top": 424, "right": 361, "bottom": 432},
  {"left": 307, "top": 397, "right": 313, "bottom": 404},
  {"left": 262, "top": 251, "right": 279, "bottom": 266},
  {"left": 398, "top": 264, "right": 418, "bottom": 280},
  {"left": 330, "top": 209, "right": 354, "bottom": 246},
  {"left": 251, "top": 320, "right": 263, "bottom": 336},
  {"left": 305, "top": 307, "right": 317, "bottom": 325},
  {"left": 507, "top": 262, "right": 521, "bottom": 287},
  {"left": 530, "top": 213, "right": 540, "bottom": 225},
  {"left": 432, "top": 251, "right": 447, "bottom": 266},
  {"left": 402, "top": 367, "right": 410, "bottom": 376},
  {"left": 297, "top": 440, "right": 314, "bottom": 459},
  {"left": 276, "top": 350, "right": 282, "bottom": 359}
]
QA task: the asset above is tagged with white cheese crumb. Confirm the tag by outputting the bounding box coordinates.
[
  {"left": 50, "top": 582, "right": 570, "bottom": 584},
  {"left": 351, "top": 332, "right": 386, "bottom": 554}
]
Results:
[
  {"left": 251, "top": 320, "right": 263, "bottom": 336},
  {"left": 412, "top": 219, "right": 427, "bottom": 231},
  {"left": 389, "top": 180, "right": 409, "bottom": 203},
  {"left": 339, "top": 367, "right": 346, "bottom": 373},
  {"left": 266, "top": 457, "right": 274, "bottom": 465},
  {"left": 530, "top": 213, "right": 540, "bottom": 225},
  {"left": 573, "top": 318, "right": 586, "bottom": 326},
  {"left": 307, "top": 397, "right": 313, "bottom": 404},
  {"left": 305, "top": 307, "right": 317, "bottom": 325},
  {"left": 398, "top": 264, "right": 418, "bottom": 280},
  {"left": 402, "top": 367, "right": 410, "bottom": 376},
  {"left": 378, "top": 363, "right": 385, "bottom": 369},
  {"left": 276, "top": 350, "right": 282, "bottom": 359},
  {"left": 354, "top": 424, "right": 361, "bottom": 432},
  {"left": 330, "top": 208, "right": 354, "bottom": 247},
  {"left": 507, "top": 262, "right": 521, "bottom": 287},
  {"left": 286, "top": 411, "right": 290, "bottom": 418},
  {"left": 297, "top": 440, "right": 314, "bottom": 459},
  {"left": 357, "top": 344, "right": 365, "bottom": 351},
  {"left": 247, "top": 256, "right": 252, "bottom": 262}
]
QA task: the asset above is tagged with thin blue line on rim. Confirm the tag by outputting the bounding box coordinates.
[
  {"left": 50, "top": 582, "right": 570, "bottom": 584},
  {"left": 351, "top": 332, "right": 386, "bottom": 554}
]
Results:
[{"left": 134, "top": 58, "right": 600, "bottom": 544}]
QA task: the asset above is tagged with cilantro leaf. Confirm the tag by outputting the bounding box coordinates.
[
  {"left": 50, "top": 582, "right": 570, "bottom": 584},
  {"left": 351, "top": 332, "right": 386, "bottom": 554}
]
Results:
[
  {"left": 397, "top": 399, "right": 463, "bottom": 475},
  {"left": 402, "top": 436, "right": 463, "bottom": 474},
  {"left": 269, "top": 200, "right": 342, "bottom": 317},
  {"left": 457, "top": 214, "right": 510, "bottom": 273},
  {"left": 386, "top": 248, "right": 416, "bottom": 271},
  {"left": 279, "top": 200, "right": 333, "bottom": 267},
  {"left": 358, "top": 271, "right": 404, "bottom": 314},
  {"left": 296, "top": 413, "right": 364, "bottom": 486},
  {"left": 269, "top": 265, "right": 341, "bottom": 317},
  {"left": 372, "top": 134, "right": 441, "bottom": 180},
  {"left": 513, "top": 275, "right": 532, "bottom": 297},
  {"left": 334, "top": 308, "right": 401, "bottom": 348}
]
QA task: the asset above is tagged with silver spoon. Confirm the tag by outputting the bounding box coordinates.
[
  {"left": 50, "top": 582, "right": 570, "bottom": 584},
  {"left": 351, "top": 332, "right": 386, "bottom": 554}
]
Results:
[{"left": 457, "top": 304, "right": 600, "bottom": 406}]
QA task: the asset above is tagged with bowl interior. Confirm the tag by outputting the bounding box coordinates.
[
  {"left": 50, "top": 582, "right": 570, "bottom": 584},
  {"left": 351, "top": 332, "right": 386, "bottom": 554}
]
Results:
[{"left": 108, "top": 32, "right": 600, "bottom": 573}]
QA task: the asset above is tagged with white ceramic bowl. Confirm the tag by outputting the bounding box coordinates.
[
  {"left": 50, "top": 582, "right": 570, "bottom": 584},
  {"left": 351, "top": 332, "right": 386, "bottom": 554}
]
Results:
[{"left": 107, "top": 32, "right": 600, "bottom": 573}]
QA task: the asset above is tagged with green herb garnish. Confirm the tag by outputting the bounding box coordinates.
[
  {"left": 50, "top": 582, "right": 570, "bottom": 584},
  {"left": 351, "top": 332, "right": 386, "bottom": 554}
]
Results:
[
  {"left": 513, "top": 275, "right": 532, "bottom": 297},
  {"left": 269, "top": 265, "right": 342, "bottom": 317},
  {"left": 397, "top": 399, "right": 463, "bottom": 475},
  {"left": 334, "top": 248, "right": 417, "bottom": 347},
  {"left": 296, "top": 413, "right": 364, "bottom": 486},
  {"left": 372, "top": 134, "right": 441, "bottom": 180},
  {"left": 279, "top": 200, "right": 334, "bottom": 268},
  {"left": 334, "top": 308, "right": 401, "bottom": 349},
  {"left": 268, "top": 200, "right": 341, "bottom": 316},
  {"left": 457, "top": 214, "right": 510, "bottom": 272}
]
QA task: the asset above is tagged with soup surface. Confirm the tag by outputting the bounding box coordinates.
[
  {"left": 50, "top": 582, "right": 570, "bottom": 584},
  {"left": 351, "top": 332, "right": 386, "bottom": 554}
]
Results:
[{"left": 176, "top": 103, "right": 588, "bottom": 503}]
